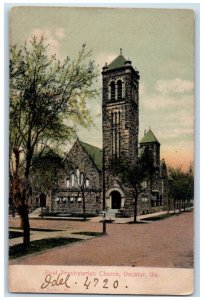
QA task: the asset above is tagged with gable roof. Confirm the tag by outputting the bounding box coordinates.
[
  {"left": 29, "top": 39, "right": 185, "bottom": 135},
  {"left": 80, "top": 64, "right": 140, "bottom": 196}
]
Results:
[
  {"left": 108, "top": 54, "right": 127, "bottom": 70},
  {"left": 140, "top": 129, "right": 160, "bottom": 144},
  {"left": 80, "top": 141, "right": 102, "bottom": 171}
]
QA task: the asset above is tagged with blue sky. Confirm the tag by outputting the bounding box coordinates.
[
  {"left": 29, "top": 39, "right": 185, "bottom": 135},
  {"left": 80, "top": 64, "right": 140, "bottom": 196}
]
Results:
[{"left": 10, "top": 6, "right": 194, "bottom": 170}]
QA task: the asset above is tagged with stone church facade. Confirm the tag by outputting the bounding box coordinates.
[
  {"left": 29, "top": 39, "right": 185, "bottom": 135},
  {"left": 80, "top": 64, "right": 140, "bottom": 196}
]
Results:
[
  {"left": 50, "top": 139, "right": 102, "bottom": 215},
  {"left": 101, "top": 51, "right": 169, "bottom": 216},
  {"left": 49, "top": 51, "right": 171, "bottom": 216}
]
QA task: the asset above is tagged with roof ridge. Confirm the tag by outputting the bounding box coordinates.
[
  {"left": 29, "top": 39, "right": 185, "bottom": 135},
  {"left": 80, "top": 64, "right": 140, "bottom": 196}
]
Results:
[
  {"left": 109, "top": 53, "right": 126, "bottom": 61},
  {"left": 139, "top": 129, "right": 160, "bottom": 144},
  {"left": 79, "top": 140, "right": 102, "bottom": 171},
  {"left": 107, "top": 54, "right": 127, "bottom": 70},
  {"left": 80, "top": 140, "right": 102, "bottom": 151}
]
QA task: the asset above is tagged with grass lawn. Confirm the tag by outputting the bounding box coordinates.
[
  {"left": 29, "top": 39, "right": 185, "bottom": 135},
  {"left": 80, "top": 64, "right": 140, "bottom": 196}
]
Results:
[
  {"left": 71, "top": 231, "right": 104, "bottom": 236},
  {"left": 9, "top": 231, "right": 24, "bottom": 239},
  {"left": 128, "top": 221, "right": 149, "bottom": 224},
  {"left": 9, "top": 227, "right": 63, "bottom": 232},
  {"left": 9, "top": 237, "right": 82, "bottom": 259},
  {"left": 142, "top": 213, "right": 175, "bottom": 222}
]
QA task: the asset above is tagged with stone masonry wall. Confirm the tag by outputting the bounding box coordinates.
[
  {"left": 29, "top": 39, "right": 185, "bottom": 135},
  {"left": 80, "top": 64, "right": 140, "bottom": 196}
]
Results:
[
  {"left": 51, "top": 140, "right": 102, "bottom": 214},
  {"left": 102, "top": 65, "right": 140, "bottom": 215}
]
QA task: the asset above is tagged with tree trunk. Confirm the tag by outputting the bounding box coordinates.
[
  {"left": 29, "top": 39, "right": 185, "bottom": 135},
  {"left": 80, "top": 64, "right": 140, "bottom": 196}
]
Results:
[
  {"left": 12, "top": 149, "right": 31, "bottom": 246},
  {"left": 133, "top": 190, "right": 138, "bottom": 223},
  {"left": 167, "top": 196, "right": 170, "bottom": 213},
  {"left": 13, "top": 148, "right": 20, "bottom": 183},
  {"left": 184, "top": 199, "right": 186, "bottom": 212},
  {"left": 11, "top": 201, "right": 15, "bottom": 217},
  {"left": 21, "top": 149, "right": 33, "bottom": 246},
  {"left": 22, "top": 198, "right": 31, "bottom": 246},
  {"left": 12, "top": 148, "right": 21, "bottom": 214},
  {"left": 18, "top": 203, "right": 30, "bottom": 246}
]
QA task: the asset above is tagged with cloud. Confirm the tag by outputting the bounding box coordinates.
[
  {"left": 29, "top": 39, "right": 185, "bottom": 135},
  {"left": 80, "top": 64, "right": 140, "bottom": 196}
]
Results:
[
  {"left": 140, "top": 85, "right": 194, "bottom": 144},
  {"left": 141, "top": 93, "right": 193, "bottom": 111},
  {"left": 139, "top": 83, "right": 146, "bottom": 96},
  {"left": 27, "top": 27, "right": 65, "bottom": 58},
  {"left": 141, "top": 108, "right": 194, "bottom": 139},
  {"left": 95, "top": 52, "right": 117, "bottom": 68},
  {"left": 158, "top": 127, "right": 194, "bottom": 141},
  {"left": 141, "top": 94, "right": 176, "bottom": 110},
  {"left": 173, "top": 109, "right": 194, "bottom": 128},
  {"left": 55, "top": 28, "right": 65, "bottom": 39},
  {"left": 155, "top": 78, "right": 194, "bottom": 94}
]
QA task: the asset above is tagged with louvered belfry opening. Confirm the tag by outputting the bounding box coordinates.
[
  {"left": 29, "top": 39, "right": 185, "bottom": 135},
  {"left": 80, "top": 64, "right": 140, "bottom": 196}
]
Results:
[
  {"left": 117, "top": 80, "right": 122, "bottom": 100},
  {"left": 110, "top": 81, "right": 115, "bottom": 100}
]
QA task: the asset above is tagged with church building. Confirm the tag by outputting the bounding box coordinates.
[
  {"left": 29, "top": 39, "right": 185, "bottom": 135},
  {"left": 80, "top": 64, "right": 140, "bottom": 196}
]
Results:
[{"left": 49, "top": 50, "right": 170, "bottom": 217}]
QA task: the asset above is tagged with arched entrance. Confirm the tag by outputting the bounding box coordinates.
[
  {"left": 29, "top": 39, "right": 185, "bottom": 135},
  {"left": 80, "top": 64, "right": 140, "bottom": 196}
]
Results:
[{"left": 111, "top": 191, "right": 121, "bottom": 209}]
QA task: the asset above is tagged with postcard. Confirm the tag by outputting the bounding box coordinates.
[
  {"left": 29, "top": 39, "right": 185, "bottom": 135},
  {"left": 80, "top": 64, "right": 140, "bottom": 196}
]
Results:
[{"left": 8, "top": 6, "right": 194, "bottom": 295}]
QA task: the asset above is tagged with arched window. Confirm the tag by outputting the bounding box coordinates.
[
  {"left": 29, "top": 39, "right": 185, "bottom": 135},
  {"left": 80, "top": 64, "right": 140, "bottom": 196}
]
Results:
[
  {"left": 80, "top": 172, "right": 84, "bottom": 186},
  {"left": 111, "top": 111, "right": 121, "bottom": 158},
  {"left": 122, "top": 81, "right": 125, "bottom": 98},
  {"left": 108, "top": 84, "right": 111, "bottom": 100},
  {"left": 117, "top": 80, "right": 122, "bottom": 100},
  {"left": 86, "top": 178, "right": 89, "bottom": 188},
  {"left": 76, "top": 168, "right": 80, "bottom": 185},
  {"left": 110, "top": 81, "right": 115, "bottom": 100},
  {"left": 66, "top": 177, "right": 70, "bottom": 188},
  {"left": 71, "top": 173, "right": 75, "bottom": 187}
]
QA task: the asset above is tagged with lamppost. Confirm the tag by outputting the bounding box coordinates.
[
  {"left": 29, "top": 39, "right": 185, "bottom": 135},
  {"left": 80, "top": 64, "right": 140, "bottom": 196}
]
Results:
[{"left": 167, "top": 174, "right": 174, "bottom": 213}]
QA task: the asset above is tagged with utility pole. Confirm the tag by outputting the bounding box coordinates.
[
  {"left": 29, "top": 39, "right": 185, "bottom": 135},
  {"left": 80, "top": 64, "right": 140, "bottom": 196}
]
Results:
[{"left": 102, "top": 147, "right": 106, "bottom": 234}]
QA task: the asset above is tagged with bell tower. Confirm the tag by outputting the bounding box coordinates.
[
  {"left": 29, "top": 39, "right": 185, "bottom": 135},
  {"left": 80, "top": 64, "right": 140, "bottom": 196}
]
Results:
[
  {"left": 102, "top": 49, "right": 140, "bottom": 167},
  {"left": 102, "top": 50, "right": 140, "bottom": 212}
]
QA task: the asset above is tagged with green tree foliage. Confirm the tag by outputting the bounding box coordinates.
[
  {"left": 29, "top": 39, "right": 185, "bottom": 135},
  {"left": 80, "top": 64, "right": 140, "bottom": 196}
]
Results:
[
  {"left": 169, "top": 165, "right": 194, "bottom": 211},
  {"left": 9, "top": 36, "right": 99, "bottom": 245},
  {"left": 31, "top": 150, "right": 64, "bottom": 195},
  {"left": 110, "top": 149, "right": 157, "bottom": 223}
]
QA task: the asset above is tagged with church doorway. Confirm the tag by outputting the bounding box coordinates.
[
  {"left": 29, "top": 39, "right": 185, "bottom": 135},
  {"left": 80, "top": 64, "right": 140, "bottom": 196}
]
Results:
[{"left": 111, "top": 191, "right": 121, "bottom": 209}]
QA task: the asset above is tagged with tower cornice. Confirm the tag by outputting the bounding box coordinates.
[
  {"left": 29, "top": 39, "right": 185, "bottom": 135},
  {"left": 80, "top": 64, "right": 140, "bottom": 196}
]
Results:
[{"left": 102, "top": 65, "right": 140, "bottom": 79}]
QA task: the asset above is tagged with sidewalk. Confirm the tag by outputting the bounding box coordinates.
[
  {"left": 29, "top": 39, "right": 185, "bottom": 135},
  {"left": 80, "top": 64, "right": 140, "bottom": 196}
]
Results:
[
  {"left": 9, "top": 209, "right": 192, "bottom": 247},
  {"left": 28, "top": 209, "right": 181, "bottom": 223},
  {"left": 9, "top": 211, "right": 194, "bottom": 268},
  {"left": 91, "top": 210, "right": 174, "bottom": 224},
  {"left": 10, "top": 208, "right": 188, "bottom": 224}
]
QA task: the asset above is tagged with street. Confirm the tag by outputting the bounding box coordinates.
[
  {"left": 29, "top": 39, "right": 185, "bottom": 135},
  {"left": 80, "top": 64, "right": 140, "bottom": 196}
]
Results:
[{"left": 9, "top": 211, "right": 193, "bottom": 268}]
